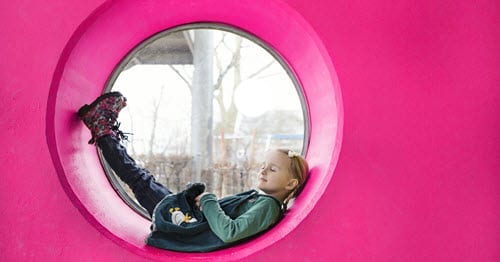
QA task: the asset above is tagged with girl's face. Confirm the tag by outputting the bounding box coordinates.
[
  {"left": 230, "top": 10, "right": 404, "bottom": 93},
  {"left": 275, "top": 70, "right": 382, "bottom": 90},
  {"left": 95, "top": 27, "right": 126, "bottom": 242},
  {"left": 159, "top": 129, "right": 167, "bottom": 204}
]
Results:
[{"left": 257, "top": 150, "right": 298, "bottom": 201}]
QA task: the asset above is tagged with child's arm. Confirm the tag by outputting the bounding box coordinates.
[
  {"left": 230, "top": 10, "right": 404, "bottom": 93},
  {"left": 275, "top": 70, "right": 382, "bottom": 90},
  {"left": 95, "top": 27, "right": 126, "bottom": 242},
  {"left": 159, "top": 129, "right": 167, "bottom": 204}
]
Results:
[{"left": 199, "top": 194, "right": 281, "bottom": 243}]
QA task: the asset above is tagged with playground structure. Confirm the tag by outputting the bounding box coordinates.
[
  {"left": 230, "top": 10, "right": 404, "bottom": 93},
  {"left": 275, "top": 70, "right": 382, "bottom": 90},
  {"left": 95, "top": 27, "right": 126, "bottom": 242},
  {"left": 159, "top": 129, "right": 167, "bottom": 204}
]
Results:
[{"left": 1, "top": 0, "right": 498, "bottom": 261}]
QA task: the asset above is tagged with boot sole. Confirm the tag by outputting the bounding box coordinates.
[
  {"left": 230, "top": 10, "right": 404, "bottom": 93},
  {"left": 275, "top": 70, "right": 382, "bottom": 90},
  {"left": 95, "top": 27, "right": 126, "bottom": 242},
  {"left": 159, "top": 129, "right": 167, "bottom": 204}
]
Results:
[{"left": 77, "top": 91, "right": 124, "bottom": 119}]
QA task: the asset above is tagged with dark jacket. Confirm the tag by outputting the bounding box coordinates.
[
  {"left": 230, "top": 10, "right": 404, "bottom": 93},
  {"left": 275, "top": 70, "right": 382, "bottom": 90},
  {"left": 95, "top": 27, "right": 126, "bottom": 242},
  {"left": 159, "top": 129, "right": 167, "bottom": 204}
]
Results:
[{"left": 146, "top": 189, "right": 282, "bottom": 252}]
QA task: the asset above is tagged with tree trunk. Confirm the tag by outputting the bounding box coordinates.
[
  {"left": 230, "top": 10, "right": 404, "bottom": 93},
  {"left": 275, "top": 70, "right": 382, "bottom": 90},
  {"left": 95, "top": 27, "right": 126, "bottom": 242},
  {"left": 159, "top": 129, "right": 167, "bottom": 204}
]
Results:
[{"left": 191, "top": 30, "right": 214, "bottom": 182}]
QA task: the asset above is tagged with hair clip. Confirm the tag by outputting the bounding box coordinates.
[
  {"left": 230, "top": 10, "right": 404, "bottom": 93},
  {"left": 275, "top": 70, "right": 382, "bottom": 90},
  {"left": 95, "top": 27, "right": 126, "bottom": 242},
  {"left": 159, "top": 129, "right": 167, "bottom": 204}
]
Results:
[{"left": 288, "top": 150, "right": 300, "bottom": 158}]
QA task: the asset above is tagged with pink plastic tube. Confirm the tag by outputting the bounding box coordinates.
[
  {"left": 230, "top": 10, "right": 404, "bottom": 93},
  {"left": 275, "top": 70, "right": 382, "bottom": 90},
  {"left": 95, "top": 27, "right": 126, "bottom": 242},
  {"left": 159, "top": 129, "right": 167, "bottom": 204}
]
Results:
[
  {"left": 47, "top": 0, "right": 341, "bottom": 260},
  {"left": 1, "top": 0, "right": 498, "bottom": 261}
]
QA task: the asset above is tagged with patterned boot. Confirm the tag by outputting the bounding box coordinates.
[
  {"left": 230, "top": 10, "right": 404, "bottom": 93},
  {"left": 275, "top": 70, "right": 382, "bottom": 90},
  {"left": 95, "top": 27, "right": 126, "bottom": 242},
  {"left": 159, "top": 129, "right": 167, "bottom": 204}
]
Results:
[{"left": 77, "top": 91, "right": 127, "bottom": 144}]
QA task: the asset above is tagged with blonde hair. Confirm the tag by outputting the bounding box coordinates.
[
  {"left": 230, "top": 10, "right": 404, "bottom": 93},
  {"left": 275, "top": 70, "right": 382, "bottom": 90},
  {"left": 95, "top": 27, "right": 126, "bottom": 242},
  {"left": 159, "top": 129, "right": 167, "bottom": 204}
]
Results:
[{"left": 276, "top": 149, "right": 309, "bottom": 208}]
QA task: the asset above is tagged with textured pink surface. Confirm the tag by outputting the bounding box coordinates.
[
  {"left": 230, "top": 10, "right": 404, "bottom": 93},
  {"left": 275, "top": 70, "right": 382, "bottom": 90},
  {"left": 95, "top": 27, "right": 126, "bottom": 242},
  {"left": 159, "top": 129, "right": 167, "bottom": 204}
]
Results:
[{"left": 1, "top": 0, "right": 499, "bottom": 261}]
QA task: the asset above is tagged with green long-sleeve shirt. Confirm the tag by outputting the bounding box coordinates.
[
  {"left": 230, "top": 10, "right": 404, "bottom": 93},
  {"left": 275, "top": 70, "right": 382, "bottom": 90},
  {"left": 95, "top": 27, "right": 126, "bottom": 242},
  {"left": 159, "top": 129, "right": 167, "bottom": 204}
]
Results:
[{"left": 200, "top": 193, "right": 281, "bottom": 243}]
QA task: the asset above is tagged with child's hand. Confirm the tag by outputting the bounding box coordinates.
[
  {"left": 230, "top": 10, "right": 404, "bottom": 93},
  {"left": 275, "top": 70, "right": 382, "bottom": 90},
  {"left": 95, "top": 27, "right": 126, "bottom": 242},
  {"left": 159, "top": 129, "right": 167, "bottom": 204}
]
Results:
[{"left": 194, "top": 192, "right": 211, "bottom": 211}]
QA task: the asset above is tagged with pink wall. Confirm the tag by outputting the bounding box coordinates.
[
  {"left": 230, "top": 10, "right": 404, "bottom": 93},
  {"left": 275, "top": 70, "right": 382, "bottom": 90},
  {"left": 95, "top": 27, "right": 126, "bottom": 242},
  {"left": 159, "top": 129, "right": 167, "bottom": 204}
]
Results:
[{"left": 1, "top": 0, "right": 498, "bottom": 261}]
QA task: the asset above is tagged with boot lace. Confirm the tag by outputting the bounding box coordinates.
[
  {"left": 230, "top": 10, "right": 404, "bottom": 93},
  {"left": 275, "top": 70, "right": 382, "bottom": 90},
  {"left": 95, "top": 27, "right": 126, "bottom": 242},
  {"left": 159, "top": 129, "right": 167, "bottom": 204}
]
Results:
[{"left": 112, "top": 122, "right": 132, "bottom": 142}]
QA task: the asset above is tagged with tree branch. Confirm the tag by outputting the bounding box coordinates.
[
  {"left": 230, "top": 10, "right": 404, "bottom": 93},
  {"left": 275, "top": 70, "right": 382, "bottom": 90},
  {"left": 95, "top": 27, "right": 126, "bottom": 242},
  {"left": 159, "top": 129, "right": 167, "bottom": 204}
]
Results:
[
  {"left": 169, "top": 65, "right": 192, "bottom": 89},
  {"left": 244, "top": 60, "right": 275, "bottom": 80}
]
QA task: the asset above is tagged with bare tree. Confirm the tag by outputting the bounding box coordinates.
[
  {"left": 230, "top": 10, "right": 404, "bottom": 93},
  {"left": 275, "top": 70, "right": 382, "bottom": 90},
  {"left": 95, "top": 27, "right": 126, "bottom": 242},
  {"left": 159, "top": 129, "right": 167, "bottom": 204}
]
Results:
[
  {"left": 143, "top": 30, "right": 278, "bottom": 196},
  {"left": 148, "top": 85, "right": 165, "bottom": 157}
]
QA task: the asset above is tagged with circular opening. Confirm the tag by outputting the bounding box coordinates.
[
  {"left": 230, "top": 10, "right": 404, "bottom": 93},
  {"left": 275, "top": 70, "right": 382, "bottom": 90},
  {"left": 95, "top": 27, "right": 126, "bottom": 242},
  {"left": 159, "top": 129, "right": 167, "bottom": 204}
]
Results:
[
  {"left": 48, "top": 0, "right": 342, "bottom": 259},
  {"left": 102, "top": 23, "right": 308, "bottom": 219}
]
